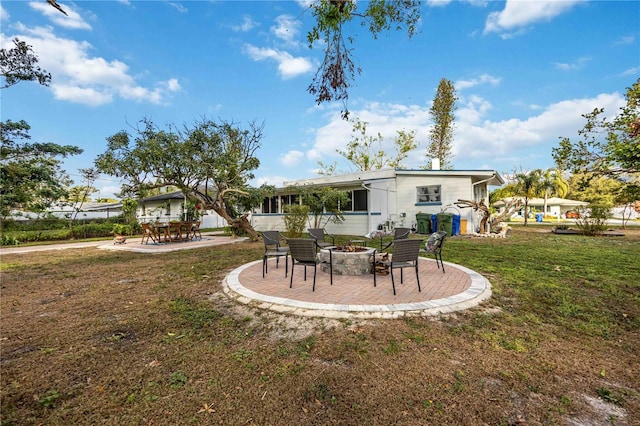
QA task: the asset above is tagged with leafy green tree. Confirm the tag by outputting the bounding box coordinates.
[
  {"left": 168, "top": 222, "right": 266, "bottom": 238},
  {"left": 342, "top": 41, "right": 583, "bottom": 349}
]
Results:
[
  {"left": 538, "top": 168, "right": 568, "bottom": 215},
  {"left": 553, "top": 78, "right": 639, "bottom": 200},
  {"left": 66, "top": 185, "right": 98, "bottom": 203},
  {"left": 95, "top": 118, "right": 269, "bottom": 240},
  {"left": 1, "top": 120, "right": 81, "bottom": 221},
  {"left": 512, "top": 168, "right": 543, "bottom": 226},
  {"left": 307, "top": 0, "right": 421, "bottom": 119},
  {"left": 426, "top": 78, "right": 457, "bottom": 169},
  {"left": 1, "top": 38, "right": 51, "bottom": 89},
  {"left": 321, "top": 117, "right": 417, "bottom": 174},
  {"left": 292, "top": 185, "right": 349, "bottom": 229}
]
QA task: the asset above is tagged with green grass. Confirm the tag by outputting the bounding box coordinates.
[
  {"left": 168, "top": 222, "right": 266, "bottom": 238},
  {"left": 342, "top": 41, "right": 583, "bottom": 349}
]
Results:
[{"left": 1, "top": 229, "right": 638, "bottom": 424}]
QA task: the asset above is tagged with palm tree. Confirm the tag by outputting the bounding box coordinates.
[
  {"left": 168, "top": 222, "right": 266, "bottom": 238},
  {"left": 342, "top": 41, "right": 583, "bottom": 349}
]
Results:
[{"left": 513, "top": 169, "right": 543, "bottom": 226}]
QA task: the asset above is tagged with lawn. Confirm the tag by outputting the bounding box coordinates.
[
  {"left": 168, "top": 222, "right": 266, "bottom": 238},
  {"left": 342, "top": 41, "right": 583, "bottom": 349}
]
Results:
[{"left": 1, "top": 227, "right": 638, "bottom": 425}]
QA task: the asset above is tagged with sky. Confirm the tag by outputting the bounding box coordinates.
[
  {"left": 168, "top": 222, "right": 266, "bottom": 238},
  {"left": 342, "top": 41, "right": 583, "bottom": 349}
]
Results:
[{"left": 1, "top": 0, "right": 639, "bottom": 200}]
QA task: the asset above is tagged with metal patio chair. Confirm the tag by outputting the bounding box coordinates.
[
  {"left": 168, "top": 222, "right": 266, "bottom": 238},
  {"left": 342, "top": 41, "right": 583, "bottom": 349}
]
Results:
[
  {"left": 262, "top": 231, "right": 289, "bottom": 278},
  {"left": 374, "top": 238, "right": 423, "bottom": 295},
  {"left": 381, "top": 227, "right": 411, "bottom": 252},
  {"left": 308, "top": 228, "right": 335, "bottom": 249},
  {"left": 420, "top": 231, "right": 447, "bottom": 273},
  {"left": 287, "top": 238, "right": 332, "bottom": 291}
]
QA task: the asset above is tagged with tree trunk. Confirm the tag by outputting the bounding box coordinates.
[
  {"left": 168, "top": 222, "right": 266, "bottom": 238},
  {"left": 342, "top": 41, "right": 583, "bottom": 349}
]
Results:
[
  {"left": 455, "top": 199, "right": 490, "bottom": 233},
  {"left": 491, "top": 198, "right": 523, "bottom": 226},
  {"left": 208, "top": 204, "right": 259, "bottom": 241}
]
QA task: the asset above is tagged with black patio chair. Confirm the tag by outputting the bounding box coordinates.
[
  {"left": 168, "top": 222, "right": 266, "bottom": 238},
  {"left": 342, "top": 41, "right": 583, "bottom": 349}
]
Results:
[
  {"left": 262, "top": 231, "right": 289, "bottom": 278},
  {"left": 308, "top": 228, "right": 335, "bottom": 249},
  {"left": 381, "top": 227, "right": 411, "bottom": 252},
  {"left": 420, "top": 231, "right": 447, "bottom": 273},
  {"left": 374, "top": 238, "right": 423, "bottom": 295},
  {"left": 287, "top": 238, "right": 332, "bottom": 291}
]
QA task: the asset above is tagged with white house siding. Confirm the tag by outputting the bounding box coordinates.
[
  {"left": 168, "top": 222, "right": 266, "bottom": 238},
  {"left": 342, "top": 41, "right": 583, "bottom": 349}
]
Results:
[
  {"left": 395, "top": 174, "right": 475, "bottom": 234},
  {"left": 137, "top": 198, "right": 225, "bottom": 228}
]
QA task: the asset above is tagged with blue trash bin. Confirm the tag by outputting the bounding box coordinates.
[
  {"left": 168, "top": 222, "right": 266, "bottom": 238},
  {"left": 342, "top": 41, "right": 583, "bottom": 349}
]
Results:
[
  {"left": 535, "top": 213, "right": 543, "bottom": 222},
  {"left": 452, "top": 214, "right": 460, "bottom": 236}
]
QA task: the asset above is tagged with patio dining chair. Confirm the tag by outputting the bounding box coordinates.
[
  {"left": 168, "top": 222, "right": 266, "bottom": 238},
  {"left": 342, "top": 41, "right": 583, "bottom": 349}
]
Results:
[
  {"left": 381, "top": 227, "right": 411, "bottom": 252},
  {"left": 308, "top": 228, "right": 335, "bottom": 249},
  {"left": 420, "top": 231, "right": 447, "bottom": 273},
  {"left": 191, "top": 221, "right": 202, "bottom": 240},
  {"left": 287, "top": 238, "right": 332, "bottom": 291},
  {"left": 141, "top": 223, "right": 161, "bottom": 244},
  {"left": 374, "top": 238, "right": 423, "bottom": 295},
  {"left": 262, "top": 231, "right": 289, "bottom": 278}
]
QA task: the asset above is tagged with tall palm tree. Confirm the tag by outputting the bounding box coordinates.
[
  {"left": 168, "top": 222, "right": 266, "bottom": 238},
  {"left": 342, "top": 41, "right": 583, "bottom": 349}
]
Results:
[{"left": 513, "top": 168, "right": 543, "bottom": 226}]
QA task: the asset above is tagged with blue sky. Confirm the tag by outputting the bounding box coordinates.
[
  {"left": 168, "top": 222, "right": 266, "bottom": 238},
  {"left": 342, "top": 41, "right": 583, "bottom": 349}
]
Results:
[{"left": 1, "top": 0, "right": 638, "bottom": 199}]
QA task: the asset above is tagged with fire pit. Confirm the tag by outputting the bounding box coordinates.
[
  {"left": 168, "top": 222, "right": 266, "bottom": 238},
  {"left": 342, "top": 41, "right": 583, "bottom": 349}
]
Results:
[{"left": 318, "top": 246, "right": 376, "bottom": 276}]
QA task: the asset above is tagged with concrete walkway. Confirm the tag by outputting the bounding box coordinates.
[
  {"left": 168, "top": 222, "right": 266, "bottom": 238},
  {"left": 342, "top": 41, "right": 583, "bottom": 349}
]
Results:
[{"left": 0, "top": 233, "right": 246, "bottom": 255}]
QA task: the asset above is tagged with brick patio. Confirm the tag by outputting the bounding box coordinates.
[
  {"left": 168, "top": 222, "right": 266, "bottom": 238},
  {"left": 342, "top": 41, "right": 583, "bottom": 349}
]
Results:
[{"left": 223, "top": 256, "right": 492, "bottom": 319}]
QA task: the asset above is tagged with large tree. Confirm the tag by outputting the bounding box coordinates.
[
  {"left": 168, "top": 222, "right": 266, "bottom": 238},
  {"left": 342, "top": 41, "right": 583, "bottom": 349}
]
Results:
[
  {"left": 318, "top": 117, "right": 417, "bottom": 174},
  {"left": 426, "top": 78, "right": 457, "bottom": 169},
  {"left": 553, "top": 78, "right": 640, "bottom": 201},
  {"left": 95, "top": 118, "right": 269, "bottom": 240},
  {"left": 0, "top": 120, "right": 81, "bottom": 220},
  {"left": 0, "top": 38, "right": 51, "bottom": 89},
  {"left": 307, "top": 0, "right": 421, "bottom": 119}
]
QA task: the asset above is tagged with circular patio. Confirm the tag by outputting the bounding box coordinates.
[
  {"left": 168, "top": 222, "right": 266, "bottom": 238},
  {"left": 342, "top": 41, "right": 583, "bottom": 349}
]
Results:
[{"left": 223, "top": 257, "right": 492, "bottom": 319}]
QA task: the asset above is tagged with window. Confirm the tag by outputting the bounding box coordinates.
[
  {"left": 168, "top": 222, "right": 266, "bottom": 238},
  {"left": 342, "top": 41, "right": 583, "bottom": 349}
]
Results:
[
  {"left": 353, "top": 189, "right": 368, "bottom": 211},
  {"left": 416, "top": 185, "right": 441, "bottom": 203}
]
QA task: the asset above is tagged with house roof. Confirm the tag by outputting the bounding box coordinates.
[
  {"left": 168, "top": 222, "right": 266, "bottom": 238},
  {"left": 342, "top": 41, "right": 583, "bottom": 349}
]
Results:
[
  {"left": 282, "top": 168, "right": 504, "bottom": 189},
  {"left": 493, "top": 197, "right": 589, "bottom": 207},
  {"left": 140, "top": 191, "right": 186, "bottom": 202},
  {"left": 83, "top": 202, "right": 123, "bottom": 211}
]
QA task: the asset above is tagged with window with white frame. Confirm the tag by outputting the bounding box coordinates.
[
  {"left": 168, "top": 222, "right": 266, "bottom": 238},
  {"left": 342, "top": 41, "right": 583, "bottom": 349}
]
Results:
[{"left": 416, "top": 185, "right": 441, "bottom": 203}]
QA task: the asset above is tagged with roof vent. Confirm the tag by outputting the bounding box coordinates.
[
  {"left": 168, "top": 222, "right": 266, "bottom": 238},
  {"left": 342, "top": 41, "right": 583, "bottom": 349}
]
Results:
[{"left": 431, "top": 158, "right": 440, "bottom": 170}]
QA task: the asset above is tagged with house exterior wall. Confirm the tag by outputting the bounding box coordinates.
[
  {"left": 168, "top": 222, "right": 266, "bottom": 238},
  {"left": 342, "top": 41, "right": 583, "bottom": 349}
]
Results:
[
  {"left": 251, "top": 171, "right": 500, "bottom": 236},
  {"left": 136, "top": 199, "right": 225, "bottom": 228}
]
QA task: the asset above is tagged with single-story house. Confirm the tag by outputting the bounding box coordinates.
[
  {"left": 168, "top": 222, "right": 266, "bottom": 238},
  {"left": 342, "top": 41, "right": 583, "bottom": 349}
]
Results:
[
  {"left": 493, "top": 197, "right": 588, "bottom": 219},
  {"left": 251, "top": 167, "right": 505, "bottom": 236},
  {"left": 137, "top": 190, "right": 226, "bottom": 228},
  {"left": 9, "top": 202, "right": 123, "bottom": 221}
]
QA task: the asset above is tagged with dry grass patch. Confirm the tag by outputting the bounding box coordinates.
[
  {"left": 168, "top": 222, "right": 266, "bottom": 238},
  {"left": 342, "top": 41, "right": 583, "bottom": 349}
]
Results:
[{"left": 1, "top": 231, "right": 639, "bottom": 425}]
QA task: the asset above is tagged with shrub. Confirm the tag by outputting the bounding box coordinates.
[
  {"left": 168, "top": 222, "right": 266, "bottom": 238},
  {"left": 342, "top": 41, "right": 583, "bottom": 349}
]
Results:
[
  {"left": 283, "top": 204, "right": 309, "bottom": 238},
  {"left": 575, "top": 204, "right": 612, "bottom": 236}
]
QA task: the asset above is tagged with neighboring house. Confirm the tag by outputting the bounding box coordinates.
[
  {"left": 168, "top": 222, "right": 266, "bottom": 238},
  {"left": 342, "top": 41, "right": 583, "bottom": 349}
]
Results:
[
  {"left": 10, "top": 202, "right": 123, "bottom": 221},
  {"left": 251, "top": 167, "right": 505, "bottom": 236},
  {"left": 493, "top": 197, "right": 588, "bottom": 219},
  {"left": 137, "top": 190, "right": 226, "bottom": 228}
]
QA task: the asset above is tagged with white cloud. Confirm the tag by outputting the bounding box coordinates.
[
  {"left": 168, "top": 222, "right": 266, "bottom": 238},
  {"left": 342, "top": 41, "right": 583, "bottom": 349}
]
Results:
[
  {"left": 243, "top": 44, "right": 313, "bottom": 79},
  {"left": 167, "top": 2, "right": 187, "bottom": 13},
  {"left": 11, "top": 25, "right": 179, "bottom": 106},
  {"left": 307, "top": 91, "right": 625, "bottom": 173},
  {"left": 621, "top": 67, "right": 640, "bottom": 77},
  {"left": 1, "top": 4, "right": 9, "bottom": 21},
  {"left": 280, "top": 150, "right": 305, "bottom": 167},
  {"left": 484, "top": 0, "right": 585, "bottom": 36},
  {"left": 232, "top": 15, "right": 258, "bottom": 32},
  {"left": 427, "top": 0, "right": 453, "bottom": 7},
  {"left": 254, "top": 175, "right": 289, "bottom": 187},
  {"left": 613, "top": 35, "right": 635, "bottom": 46},
  {"left": 455, "top": 73, "right": 501, "bottom": 90},
  {"left": 552, "top": 56, "right": 591, "bottom": 71},
  {"left": 28, "top": 1, "right": 92, "bottom": 30},
  {"left": 271, "top": 14, "right": 301, "bottom": 46}
]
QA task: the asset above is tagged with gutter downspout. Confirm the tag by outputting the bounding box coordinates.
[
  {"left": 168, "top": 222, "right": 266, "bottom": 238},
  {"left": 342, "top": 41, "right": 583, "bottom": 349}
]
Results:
[{"left": 361, "top": 182, "right": 372, "bottom": 234}]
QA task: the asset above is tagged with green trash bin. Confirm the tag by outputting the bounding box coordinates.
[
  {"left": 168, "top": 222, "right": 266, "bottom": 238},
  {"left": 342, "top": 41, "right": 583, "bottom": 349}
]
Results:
[
  {"left": 436, "top": 213, "right": 454, "bottom": 236},
  {"left": 416, "top": 213, "right": 431, "bottom": 234}
]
